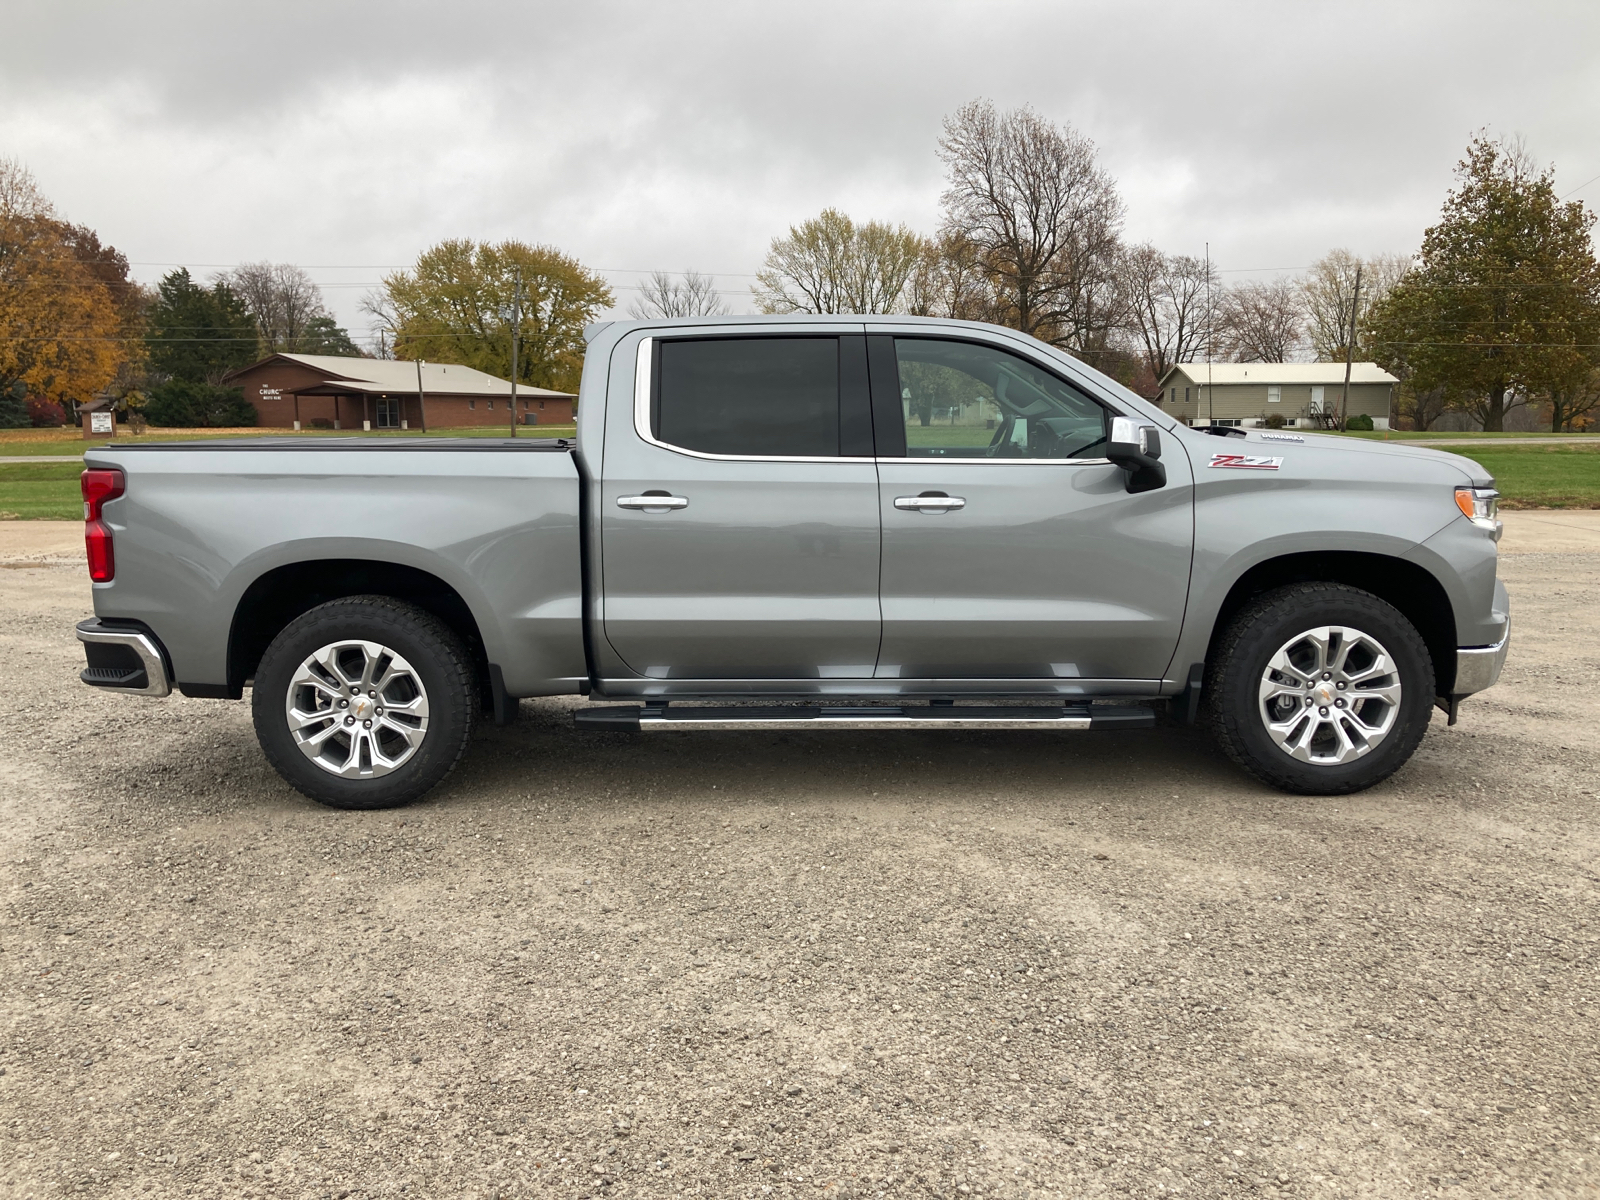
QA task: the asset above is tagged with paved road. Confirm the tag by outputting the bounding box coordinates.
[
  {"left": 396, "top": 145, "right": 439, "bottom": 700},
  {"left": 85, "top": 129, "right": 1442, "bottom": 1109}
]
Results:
[{"left": 0, "top": 516, "right": 1593, "bottom": 1199}]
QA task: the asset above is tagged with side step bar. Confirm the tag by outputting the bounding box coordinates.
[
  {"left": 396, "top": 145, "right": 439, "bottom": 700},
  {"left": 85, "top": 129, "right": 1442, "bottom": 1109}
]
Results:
[{"left": 574, "top": 704, "right": 1155, "bottom": 733}]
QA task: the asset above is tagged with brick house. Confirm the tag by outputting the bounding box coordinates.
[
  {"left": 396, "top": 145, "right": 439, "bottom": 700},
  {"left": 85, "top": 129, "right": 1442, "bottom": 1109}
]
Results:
[{"left": 221, "top": 354, "right": 577, "bottom": 430}]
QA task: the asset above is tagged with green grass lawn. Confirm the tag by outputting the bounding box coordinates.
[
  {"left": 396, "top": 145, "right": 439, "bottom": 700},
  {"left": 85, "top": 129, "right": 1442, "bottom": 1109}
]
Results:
[
  {"left": 1446, "top": 443, "right": 1600, "bottom": 508},
  {"left": 0, "top": 461, "right": 84, "bottom": 519}
]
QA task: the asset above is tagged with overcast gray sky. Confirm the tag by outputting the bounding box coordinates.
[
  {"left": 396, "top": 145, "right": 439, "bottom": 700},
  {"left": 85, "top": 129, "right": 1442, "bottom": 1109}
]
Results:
[{"left": 5, "top": 0, "right": 1597, "bottom": 344}]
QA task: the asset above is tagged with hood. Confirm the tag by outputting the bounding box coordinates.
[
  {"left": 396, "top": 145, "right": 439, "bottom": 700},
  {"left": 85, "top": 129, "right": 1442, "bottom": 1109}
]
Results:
[{"left": 1182, "top": 428, "right": 1493, "bottom": 487}]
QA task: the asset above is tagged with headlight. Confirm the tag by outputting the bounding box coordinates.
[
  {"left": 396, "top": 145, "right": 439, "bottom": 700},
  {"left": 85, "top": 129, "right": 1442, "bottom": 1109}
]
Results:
[{"left": 1455, "top": 486, "right": 1501, "bottom": 539}]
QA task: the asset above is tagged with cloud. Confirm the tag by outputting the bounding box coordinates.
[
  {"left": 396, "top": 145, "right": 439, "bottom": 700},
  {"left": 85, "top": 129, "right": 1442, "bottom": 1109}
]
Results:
[{"left": 4, "top": 0, "right": 1596, "bottom": 338}]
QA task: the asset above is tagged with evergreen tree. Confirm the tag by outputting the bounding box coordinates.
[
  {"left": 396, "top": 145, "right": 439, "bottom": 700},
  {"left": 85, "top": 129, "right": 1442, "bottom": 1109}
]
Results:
[
  {"left": 0, "top": 381, "right": 29, "bottom": 428},
  {"left": 145, "top": 268, "right": 258, "bottom": 384}
]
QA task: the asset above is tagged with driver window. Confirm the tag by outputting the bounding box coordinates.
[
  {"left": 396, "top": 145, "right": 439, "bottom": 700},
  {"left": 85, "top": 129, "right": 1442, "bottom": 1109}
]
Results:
[{"left": 893, "top": 338, "right": 1108, "bottom": 460}]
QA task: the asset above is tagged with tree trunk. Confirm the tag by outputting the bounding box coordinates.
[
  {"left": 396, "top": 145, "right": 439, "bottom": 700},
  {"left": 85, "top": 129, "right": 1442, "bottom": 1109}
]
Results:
[{"left": 1482, "top": 383, "right": 1507, "bottom": 432}]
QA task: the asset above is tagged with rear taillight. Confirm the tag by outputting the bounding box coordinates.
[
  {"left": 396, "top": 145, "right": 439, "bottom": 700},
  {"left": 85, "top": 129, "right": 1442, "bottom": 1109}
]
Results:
[{"left": 81, "top": 468, "right": 125, "bottom": 583}]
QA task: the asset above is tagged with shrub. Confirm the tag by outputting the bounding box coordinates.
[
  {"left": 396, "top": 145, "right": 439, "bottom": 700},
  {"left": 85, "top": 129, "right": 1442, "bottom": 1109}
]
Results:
[
  {"left": 1263, "top": 412, "right": 1286, "bottom": 429},
  {"left": 1345, "top": 413, "right": 1374, "bottom": 431},
  {"left": 27, "top": 397, "right": 66, "bottom": 427},
  {"left": 145, "top": 381, "right": 258, "bottom": 428}
]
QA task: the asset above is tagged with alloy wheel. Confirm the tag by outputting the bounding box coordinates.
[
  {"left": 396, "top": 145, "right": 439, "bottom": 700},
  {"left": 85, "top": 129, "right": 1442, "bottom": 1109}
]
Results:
[
  {"left": 1257, "top": 625, "right": 1402, "bottom": 765},
  {"left": 285, "top": 640, "right": 430, "bottom": 778}
]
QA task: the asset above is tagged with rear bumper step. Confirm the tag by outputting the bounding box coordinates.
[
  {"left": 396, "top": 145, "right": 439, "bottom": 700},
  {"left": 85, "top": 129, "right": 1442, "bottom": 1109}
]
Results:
[
  {"left": 76, "top": 618, "right": 172, "bottom": 698},
  {"left": 574, "top": 703, "right": 1155, "bottom": 732}
]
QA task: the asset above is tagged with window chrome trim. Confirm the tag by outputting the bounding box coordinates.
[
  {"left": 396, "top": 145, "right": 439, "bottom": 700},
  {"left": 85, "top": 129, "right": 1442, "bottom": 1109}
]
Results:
[
  {"left": 874, "top": 456, "right": 1112, "bottom": 466},
  {"left": 632, "top": 335, "right": 872, "bottom": 464},
  {"left": 632, "top": 335, "right": 1114, "bottom": 467}
]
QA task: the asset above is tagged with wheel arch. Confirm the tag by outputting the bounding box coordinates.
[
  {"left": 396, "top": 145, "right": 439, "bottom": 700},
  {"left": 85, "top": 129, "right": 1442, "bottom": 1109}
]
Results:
[
  {"left": 228, "top": 559, "right": 489, "bottom": 697},
  {"left": 1206, "top": 551, "right": 1456, "bottom": 697}
]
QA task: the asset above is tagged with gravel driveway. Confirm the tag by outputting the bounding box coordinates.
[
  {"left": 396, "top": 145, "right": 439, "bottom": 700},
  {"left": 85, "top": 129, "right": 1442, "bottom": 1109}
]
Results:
[{"left": 1, "top": 517, "right": 1595, "bottom": 1200}]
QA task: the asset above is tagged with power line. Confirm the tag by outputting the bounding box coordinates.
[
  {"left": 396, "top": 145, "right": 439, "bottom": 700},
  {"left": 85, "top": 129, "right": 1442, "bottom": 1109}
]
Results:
[{"left": 1559, "top": 170, "right": 1600, "bottom": 200}]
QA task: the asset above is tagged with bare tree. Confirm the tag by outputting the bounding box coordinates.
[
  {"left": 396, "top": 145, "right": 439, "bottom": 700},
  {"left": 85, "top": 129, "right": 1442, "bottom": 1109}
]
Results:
[
  {"left": 1549, "top": 366, "right": 1600, "bottom": 432},
  {"left": 0, "top": 157, "right": 53, "bottom": 222},
  {"left": 627, "top": 270, "right": 729, "bottom": 319},
  {"left": 904, "top": 231, "right": 997, "bottom": 321},
  {"left": 1218, "top": 276, "right": 1303, "bottom": 362},
  {"left": 1120, "top": 244, "right": 1215, "bottom": 379},
  {"left": 1393, "top": 384, "right": 1454, "bottom": 431},
  {"left": 937, "top": 100, "right": 1125, "bottom": 354},
  {"left": 1301, "top": 249, "right": 1409, "bottom": 361},
  {"left": 753, "top": 209, "right": 927, "bottom": 314},
  {"left": 218, "top": 262, "right": 329, "bottom": 353}
]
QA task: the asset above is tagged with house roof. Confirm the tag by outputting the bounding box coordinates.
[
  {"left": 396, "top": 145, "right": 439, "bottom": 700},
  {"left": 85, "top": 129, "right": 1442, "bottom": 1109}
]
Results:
[
  {"left": 225, "top": 353, "right": 575, "bottom": 399},
  {"left": 1158, "top": 362, "right": 1398, "bottom": 388}
]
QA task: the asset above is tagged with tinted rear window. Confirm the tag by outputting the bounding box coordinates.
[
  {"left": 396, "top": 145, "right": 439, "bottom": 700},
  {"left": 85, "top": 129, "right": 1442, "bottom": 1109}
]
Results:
[{"left": 656, "top": 337, "right": 839, "bottom": 457}]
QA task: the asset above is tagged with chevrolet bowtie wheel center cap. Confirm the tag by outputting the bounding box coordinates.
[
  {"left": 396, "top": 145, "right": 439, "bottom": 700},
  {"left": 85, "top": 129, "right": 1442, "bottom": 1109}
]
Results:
[
  {"left": 285, "top": 640, "right": 431, "bottom": 779},
  {"left": 1257, "top": 625, "right": 1403, "bottom": 766}
]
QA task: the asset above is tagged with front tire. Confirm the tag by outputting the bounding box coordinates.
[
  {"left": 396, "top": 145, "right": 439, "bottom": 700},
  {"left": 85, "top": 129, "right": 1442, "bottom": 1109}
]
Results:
[
  {"left": 1209, "top": 583, "right": 1435, "bottom": 795},
  {"left": 252, "top": 596, "right": 477, "bottom": 809}
]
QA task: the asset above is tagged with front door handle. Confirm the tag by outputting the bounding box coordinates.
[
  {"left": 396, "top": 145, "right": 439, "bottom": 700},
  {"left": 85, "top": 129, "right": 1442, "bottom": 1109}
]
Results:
[
  {"left": 894, "top": 494, "right": 966, "bottom": 513},
  {"left": 617, "top": 493, "right": 689, "bottom": 512}
]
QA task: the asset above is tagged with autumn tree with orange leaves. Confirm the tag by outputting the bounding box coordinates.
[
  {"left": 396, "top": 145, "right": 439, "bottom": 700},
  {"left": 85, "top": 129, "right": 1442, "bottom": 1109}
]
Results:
[{"left": 0, "top": 158, "right": 131, "bottom": 421}]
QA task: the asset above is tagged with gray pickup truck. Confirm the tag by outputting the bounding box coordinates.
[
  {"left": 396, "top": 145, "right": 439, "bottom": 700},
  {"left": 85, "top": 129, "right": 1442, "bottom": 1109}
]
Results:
[{"left": 75, "top": 316, "right": 1509, "bottom": 808}]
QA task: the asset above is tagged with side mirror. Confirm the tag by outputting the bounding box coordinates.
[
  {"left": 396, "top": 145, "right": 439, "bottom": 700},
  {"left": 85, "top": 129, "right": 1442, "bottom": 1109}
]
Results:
[{"left": 1106, "top": 416, "right": 1167, "bottom": 494}]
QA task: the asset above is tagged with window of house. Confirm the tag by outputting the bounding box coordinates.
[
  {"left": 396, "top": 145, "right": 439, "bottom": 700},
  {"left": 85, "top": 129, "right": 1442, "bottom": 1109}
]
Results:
[
  {"left": 654, "top": 337, "right": 842, "bottom": 457},
  {"left": 468, "top": 400, "right": 475, "bottom": 410},
  {"left": 891, "top": 338, "right": 1107, "bottom": 460},
  {"left": 375, "top": 398, "right": 400, "bottom": 429},
  {"left": 1267, "top": 385, "right": 1281, "bottom": 404},
  {"left": 1185, "top": 387, "right": 1191, "bottom": 404},
  {"left": 487, "top": 399, "right": 494, "bottom": 410}
]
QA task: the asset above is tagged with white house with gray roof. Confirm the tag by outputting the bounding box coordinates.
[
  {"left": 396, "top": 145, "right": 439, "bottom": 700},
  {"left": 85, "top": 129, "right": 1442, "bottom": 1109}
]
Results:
[{"left": 1155, "top": 362, "right": 1397, "bottom": 430}]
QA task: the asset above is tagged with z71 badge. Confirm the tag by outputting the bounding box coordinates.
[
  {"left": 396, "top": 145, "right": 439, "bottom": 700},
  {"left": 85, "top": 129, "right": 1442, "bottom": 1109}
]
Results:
[{"left": 1209, "top": 452, "right": 1284, "bottom": 470}]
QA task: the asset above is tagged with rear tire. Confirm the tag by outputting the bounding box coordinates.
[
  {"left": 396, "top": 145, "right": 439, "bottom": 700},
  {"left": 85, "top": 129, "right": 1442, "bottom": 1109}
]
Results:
[
  {"left": 1209, "top": 583, "right": 1434, "bottom": 795},
  {"left": 252, "top": 596, "right": 477, "bottom": 809}
]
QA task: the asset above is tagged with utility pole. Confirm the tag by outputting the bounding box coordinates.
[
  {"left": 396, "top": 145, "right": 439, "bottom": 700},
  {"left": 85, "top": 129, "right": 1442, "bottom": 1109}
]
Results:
[
  {"left": 1337, "top": 264, "right": 1362, "bottom": 431},
  {"left": 415, "top": 357, "right": 428, "bottom": 433},
  {"left": 1204, "top": 242, "right": 1214, "bottom": 426},
  {"left": 509, "top": 271, "right": 522, "bottom": 438}
]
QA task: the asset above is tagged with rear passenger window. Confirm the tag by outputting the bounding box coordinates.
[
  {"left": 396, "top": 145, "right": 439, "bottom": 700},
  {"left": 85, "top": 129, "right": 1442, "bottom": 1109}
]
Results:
[{"left": 655, "top": 337, "right": 839, "bottom": 457}]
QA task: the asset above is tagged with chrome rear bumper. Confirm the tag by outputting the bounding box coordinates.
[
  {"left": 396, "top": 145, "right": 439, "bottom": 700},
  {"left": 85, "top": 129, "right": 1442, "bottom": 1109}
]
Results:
[{"left": 76, "top": 618, "right": 171, "bottom": 697}]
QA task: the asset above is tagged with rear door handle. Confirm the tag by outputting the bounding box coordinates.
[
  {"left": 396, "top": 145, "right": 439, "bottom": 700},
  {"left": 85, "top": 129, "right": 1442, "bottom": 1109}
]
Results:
[
  {"left": 894, "top": 494, "right": 966, "bottom": 512},
  {"left": 617, "top": 494, "right": 689, "bottom": 511}
]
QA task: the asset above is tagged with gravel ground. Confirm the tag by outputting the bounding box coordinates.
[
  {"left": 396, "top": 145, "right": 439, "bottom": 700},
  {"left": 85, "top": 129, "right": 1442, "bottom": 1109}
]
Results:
[{"left": 0, "top": 517, "right": 1595, "bottom": 1200}]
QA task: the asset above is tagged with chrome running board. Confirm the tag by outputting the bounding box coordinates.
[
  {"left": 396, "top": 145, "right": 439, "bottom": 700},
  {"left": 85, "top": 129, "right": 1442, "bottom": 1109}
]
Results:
[{"left": 573, "top": 704, "right": 1155, "bottom": 733}]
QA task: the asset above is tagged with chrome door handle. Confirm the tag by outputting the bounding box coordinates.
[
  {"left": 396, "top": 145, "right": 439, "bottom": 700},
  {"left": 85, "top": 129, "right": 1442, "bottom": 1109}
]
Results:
[
  {"left": 616, "top": 494, "right": 688, "bottom": 511},
  {"left": 894, "top": 495, "right": 966, "bottom": 512}
]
